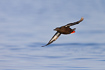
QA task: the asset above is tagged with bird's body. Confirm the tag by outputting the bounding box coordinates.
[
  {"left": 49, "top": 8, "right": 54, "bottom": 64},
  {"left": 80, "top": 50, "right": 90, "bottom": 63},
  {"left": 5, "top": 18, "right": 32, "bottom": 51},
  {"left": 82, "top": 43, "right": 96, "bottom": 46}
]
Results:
[
  {"left": 42, "top": 17, "right": 84, "bottom": 47},
  {"left": 54, "top": 26, "right": 74, "bottom": 34}
]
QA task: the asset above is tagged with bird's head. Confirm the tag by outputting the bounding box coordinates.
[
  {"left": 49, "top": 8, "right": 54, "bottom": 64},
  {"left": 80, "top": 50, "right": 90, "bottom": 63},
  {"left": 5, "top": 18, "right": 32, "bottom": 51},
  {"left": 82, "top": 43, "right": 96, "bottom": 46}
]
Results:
[{"left": 54, "top": 27, "right": 60, "bottom": 31}]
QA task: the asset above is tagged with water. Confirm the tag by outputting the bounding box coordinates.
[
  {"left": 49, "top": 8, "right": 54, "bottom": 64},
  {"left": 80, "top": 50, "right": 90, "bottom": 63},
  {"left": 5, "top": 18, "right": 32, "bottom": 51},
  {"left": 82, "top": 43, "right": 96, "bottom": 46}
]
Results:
[
  {"left": 0, "top": 0, "right": 105, "bottom": 70},
  {"left": 0, "top": 42, "right": 105, "bottom": 70}
]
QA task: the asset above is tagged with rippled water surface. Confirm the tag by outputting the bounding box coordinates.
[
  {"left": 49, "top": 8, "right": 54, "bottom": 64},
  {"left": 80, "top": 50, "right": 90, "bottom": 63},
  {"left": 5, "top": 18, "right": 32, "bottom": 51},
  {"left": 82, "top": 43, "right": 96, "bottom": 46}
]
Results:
[
  {"left": 0, "top": 0, "right": 105, "bottom": 70},
  {"left": 0, "top": 42, "right": 105, "bottom": 70}
]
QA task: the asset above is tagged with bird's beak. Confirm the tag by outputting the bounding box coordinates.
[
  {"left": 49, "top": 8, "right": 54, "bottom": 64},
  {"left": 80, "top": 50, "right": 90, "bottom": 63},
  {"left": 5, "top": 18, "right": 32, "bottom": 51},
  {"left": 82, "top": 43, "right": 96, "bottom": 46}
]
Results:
[
  {"left": 54, "top": 28, "right": 57, "bottom": 31},
  {"left": 54, "top": 29, "right": 56, "bottom": 31}
]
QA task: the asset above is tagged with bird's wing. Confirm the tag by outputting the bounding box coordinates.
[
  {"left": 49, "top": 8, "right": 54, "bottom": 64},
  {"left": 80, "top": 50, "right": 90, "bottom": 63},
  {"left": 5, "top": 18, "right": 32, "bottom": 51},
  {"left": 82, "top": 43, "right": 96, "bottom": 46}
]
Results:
[
  {"left": 64, "top": 17, "right": 84, "bottom": 27},
  {"left": 42, "top": 32, "right": 61, "bottom": 47}
]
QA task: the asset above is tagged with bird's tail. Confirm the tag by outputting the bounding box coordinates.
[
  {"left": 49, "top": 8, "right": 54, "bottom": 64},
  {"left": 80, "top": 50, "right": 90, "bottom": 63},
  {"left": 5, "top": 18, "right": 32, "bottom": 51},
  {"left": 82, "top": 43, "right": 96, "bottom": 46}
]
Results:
[{"left": 72, "top": 28, "right": 76, "bottom": 31}]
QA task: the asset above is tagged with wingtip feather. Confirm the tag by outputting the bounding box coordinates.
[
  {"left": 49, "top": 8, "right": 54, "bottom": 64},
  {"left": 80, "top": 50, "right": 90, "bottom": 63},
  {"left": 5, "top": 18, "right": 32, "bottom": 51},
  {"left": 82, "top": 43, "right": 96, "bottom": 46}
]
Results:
[{"left": 80, "top": 17, "right": 84, "bottom": 22}]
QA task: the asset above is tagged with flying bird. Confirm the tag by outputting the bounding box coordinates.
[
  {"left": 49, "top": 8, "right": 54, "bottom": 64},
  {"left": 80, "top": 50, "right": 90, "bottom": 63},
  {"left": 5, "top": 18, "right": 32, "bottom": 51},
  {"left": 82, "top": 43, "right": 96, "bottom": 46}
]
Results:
[{"left": 42, "top": 17, "right": 84, "bottom": 47}]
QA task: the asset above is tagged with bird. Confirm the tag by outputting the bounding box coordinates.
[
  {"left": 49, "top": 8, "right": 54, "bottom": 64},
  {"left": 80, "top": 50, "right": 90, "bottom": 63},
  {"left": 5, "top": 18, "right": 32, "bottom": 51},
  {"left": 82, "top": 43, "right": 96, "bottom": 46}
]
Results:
[{"left": 42, "top": 17, "right": 84, "bottom": 47}]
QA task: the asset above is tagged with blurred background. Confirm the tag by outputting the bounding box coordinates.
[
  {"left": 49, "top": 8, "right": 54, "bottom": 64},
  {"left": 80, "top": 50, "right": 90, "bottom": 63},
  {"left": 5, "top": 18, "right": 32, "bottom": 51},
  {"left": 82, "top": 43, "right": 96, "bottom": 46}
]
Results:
[{"left": 0, "top": 0, "right": 105, "bottom": 70}]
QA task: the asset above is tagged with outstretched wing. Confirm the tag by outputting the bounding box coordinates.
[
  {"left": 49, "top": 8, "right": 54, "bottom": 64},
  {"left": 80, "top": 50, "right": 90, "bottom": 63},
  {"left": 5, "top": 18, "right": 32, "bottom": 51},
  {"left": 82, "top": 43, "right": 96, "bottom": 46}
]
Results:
[
  {"left": 64, "top": 17, "right": 84, "bottom": 27},
  {"left": 42, "top": 32, "right": 61, "bottom": 47}
]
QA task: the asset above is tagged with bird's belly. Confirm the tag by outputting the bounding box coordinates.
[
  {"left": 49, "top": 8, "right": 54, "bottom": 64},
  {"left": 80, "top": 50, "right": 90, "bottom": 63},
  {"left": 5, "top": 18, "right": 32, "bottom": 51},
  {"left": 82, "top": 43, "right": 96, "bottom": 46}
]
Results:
[
  {"left": 58, "top": 30, "right": 71, "bottom": 34},
  {"left": 56, "top": 27, "right": 72, "bottom": 34}
]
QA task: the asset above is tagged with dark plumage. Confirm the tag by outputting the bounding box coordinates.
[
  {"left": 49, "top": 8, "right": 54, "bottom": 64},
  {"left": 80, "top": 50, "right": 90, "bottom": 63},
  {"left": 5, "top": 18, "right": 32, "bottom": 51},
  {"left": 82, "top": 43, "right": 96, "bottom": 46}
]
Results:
[
  {"left": 42, "top": 17, "right": 84, "bottom": 47},
  {"left": 54, "top": 26, "right": 75, "bottom": 34}
]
